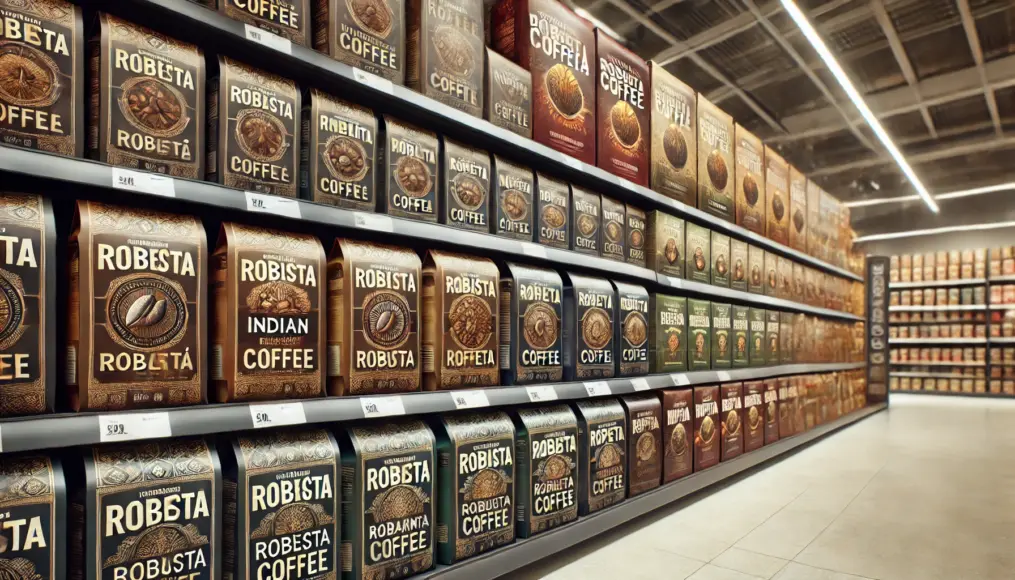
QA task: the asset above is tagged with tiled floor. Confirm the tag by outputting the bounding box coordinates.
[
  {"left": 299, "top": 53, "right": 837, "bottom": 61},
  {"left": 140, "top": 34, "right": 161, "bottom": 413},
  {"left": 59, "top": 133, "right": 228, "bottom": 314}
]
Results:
[{"left": 507, "top": 394, "right": 1015, "bottom": 580}]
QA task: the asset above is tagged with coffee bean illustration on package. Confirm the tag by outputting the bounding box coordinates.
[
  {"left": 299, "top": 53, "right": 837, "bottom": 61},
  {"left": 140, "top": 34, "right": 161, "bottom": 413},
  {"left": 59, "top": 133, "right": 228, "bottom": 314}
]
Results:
[
  {"left": 574, "top": 399, "right": 626, "bottom": 515},
  {"left": 211, "top": 223, "right": 324, "bottom": 402},
  {"left": 562, "top": 273, "right": 615, "bottom": 380},
  {"left": 613, "top": 282, "right": 649, "bottom": 377},
  {"left": 0, "top": 0, "right": 84, "bottom": 156},
  {"left": 422, "top": 250, "right": 499, "bottom": 390},
  {"left": 732, "top": 305, "right": 749, "bottom": 368},
  {"left": 743, "top": 381, "right": 765, "bottom": 452},
  {"left": 650, "top": 294, "right": 686, "bottom": 373},
  {"left": 711, "top": 302, "right": 731, "bottom": 369},
  {"left": 0, "top": 454, "right": 64, "bottom": 580},
  {"left": 381, "top": 116, "right": 438, "bottom": 222},
  {"left": 749, "top": 308, "right": 765, "bottom": 367},
  {"left": 764, "top": 380, "right": 779, "bottom": 444},
  {"left": 89, "top": 14, "right": 204, "bottom": 177},
  {"left": 0, "top": 194, "right": 55, "bottom": 416},
  {"left": 778, "top": 256, "right": 793, "bottom": 300},
  {"left": 433, "top": 411, "right": 515, "bottom": 564},
  {"left": 313, "top": 0, "right": 404, "bottom": 83},
  {"left": 734, "top": 124, "right": 764, "bottom": 234},
  {"left": 789, "top": 166, "right": 807, "bottom": 252},
  {"left": 300, "top": 89, "right": 377, "bottom": 211},
  {"left": 595, "top": 30, "right": 649, "bottom": 185},
  {"left": 646, "top": 211, "right": 684, "bottom": 278},
  {"left": 620, "top": 394, "right": 661, "bottom": 497},
  {"left": 748, "top": 244, "right": 764, "bottom": 294},
  {"left": 696, "top": 94, "right": 733, "bottom": 221},
  {"left": 406, "top": 0, "right": 484, "bottom": 117},
  {"left": 683, "top": 298, "right": 708, "bottom": 371},
  {"left": 485, "top": 48, "right": 531, "bottom": 137},
  {"left": 720, "top": 383, "right": 743, "bottom": 461},
  {"left": 660, "top": 388, "right": 693, "bottom": 482},
  {"left": 626, "top": 205, "right": 646, "bottom": 267},
  {"left": 570, "top": 187, "right": 600, "bottom": 256},
  {"left": 491, "top": 156, "right": 533, "bottom": 240},
  {"left": 765, "top": 147, "right": 789, "bottom": 244},
  {"left": 442, "top": 139, "right": 490, "bottom": 232},
  {"left": 730, "top": 238, "right": 748, "bottom": 292},
  {"left": 601, "top": 196, "right": 625, "bottom": 262},
  {"left": 766, "top": 310, "right": 780, "bottom": 365},
  {"left": 685, "top": 222, "right": 710, "bottom": 285},
  {"left": 327, "top": 239, "right": 421, "bottom": 396},
  {"left": 499, "top": 262, "right": 563, "bottom": 385},
  {"left": 650, "top": 63, "right": 695, "bottom": 205},
  {"left": 338, "top": 421, "right": 435, "bottom": 580},
  {"left": 219, "top": 0, "right": 309, "bottom": 44},
  {"left": 711, "top": 230, "right": 730, "bottom": 288},
  {"left": 765, "top": 251, "right": 778, "bottom": 297},
  {"left": 693, "top": 385, "right": 719, "bottom": 470},
  {"left": 512, "top": 405, "right": 578, "bottom": 537},
  {"left": 67, "top": 201, "right": 206, "bottom": 411},
  {"left": 535, "top": 173, "right": 569, "bottom": 249}
]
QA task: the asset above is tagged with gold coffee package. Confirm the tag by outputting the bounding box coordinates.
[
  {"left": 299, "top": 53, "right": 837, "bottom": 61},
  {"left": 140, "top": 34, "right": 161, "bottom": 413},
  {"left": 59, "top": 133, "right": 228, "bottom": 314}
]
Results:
[
  {"left": 211, "top": 223, "right": 325, "bottom": 402},
  {"left": 485, "top": 48, "right": 531, "bottom": 137},
  {"left": 650, "top": 63, "right": 695, "bottom": 205},
  {"left": 620, "top": 393, "right": 661, "bottom": 497},
  {"left": 570, "top": 186, "right": 600, "bottom": 256},
  {"left": 789, "top": 165, "right": 807, "bottom": 252},
  {"left": 512, "top": 405, "right": 578, "bottom": 538},
  {"left": 765, "top": 250, "right": 778, "bottom": 297},
  {"left": 748, "top": 244, "right": 764, "bottom": 294},
  {"left": 300, "top": 89, "right": 377, "bottom": 211},
  {"left": 626, "top": 205, "right": 646, "bottom": 267},
  {"left": 406, "top": 0, "right": 484, "bottom": 117},
  {"left": 441, "top": 139, "right": 490, "bottom": 232},
  {"left": 730, "top": 238, "right": 748, "bottom": 292},
  {"left": 499, "top": 262, "right": 563, "bottom": 385},
  {"left": 765, "top": 147, "right": 789, "bottom": 244},
  {"left": 89, "top": 14, "right": 204, "bottom": 177},
  {"left": 313, "top": 0, "right": 404, "bottom": 83},
  {"left": 646, "top": 210, "right": 684, "bottom": 278},
  {"left": 660, "top": 388, "right": 692, "bottom": 482},
  {"left": 687, "top": 298, "right": 710, "bottom": 371},
  {"left": 381, "top": 115, "right": 438, "bottom": 221},
  {"left": 67, "top": 201, "right": 206, "bottom": 411},
  {"left": 491, "top": 155, "right": 533, "bottom": 239},
  {"left": 0, "top": 454, "right": 64, "bottom": 580},
  {"left": 696, "top": 94, "right": 733, "bottom": 221},
  {"left": 711, "top": 230, "right": 730, "bottom": 288},
  {"left": 807, "top": 180, "right": 822, "bottom": 258},
  {"left": 595, "top": 30, "right": 649, "bottom": 185},
  {"left": 685, "top": 222, "right": 710, "bottom": 284},
  {"left": 601, "top": 195, "right": 625, "bottom": 262},
  {"left": 613, "top": 281, "right": 649, "bottom": 377},
  {"left": 650, "top": 294, "right": 685, "bottom": 373},
  {"left": 732, "top": 305, "right": 749, "bottom": 368},
  {"left": 574, "top": 399, "right": 626, "bottom": 515},
  {"left": 562, "top": 273, "right": 615, "bottom": 380},
  {"left": 220, "top": 0, "right": 310, "bottom": 44},
  {"left": 536, "top": 173, "right": 569, "bottom": 248},
  {"left": 748, "top": 308, "right": 765, "bottom": 367},
  {"left": 734, "top": 123, "right": 764, "bottom": 234}
]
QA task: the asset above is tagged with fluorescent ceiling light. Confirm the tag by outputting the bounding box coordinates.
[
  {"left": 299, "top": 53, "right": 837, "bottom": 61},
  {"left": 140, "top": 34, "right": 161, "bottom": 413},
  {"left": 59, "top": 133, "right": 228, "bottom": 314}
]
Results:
[
  {"left": 855, "top": 221, "right": 1015, "bottom": 242},
  {"left": 845, "top": 195, "right": 919, "bottom": 208},
  {"left": 844, "top": 181, "right": 1015, "bottom": 208},
  {"left": 575, "top": 8, "right": 627, "bottom": 43},
  {"left": 779, "top": 0, "right": 939, "bottom": 214}
]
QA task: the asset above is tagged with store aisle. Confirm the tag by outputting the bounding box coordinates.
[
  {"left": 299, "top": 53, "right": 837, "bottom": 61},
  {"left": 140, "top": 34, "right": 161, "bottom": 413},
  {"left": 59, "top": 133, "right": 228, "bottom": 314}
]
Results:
[{"left": 508, "top": 395, "right": 1015, "bottom": 580}]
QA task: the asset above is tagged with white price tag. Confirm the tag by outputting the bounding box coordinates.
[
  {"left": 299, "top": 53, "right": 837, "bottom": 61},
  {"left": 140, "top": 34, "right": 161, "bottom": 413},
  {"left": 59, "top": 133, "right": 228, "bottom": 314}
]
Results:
[
  {"left": 717, "top": 371, "right": 732, "bottom": 382},
  {"left": 525, "top": 385, "right": 557, "bottom": 403},
  {"left": 584, "top": 381, "right": 611, "bottom": 397},
  {"left": 521, "top": 243, "right": 547, "bottom": 259},
  {"left": 245, "top": 192, "right": 302, "bottom": 219},
  {"left": 249, "top": 402, "right": 307, "bottom": 428},
  {"left": 244, "top": 24, "right": 292, "bottom": 54},
  {"left": 360, "top": 396, "right": 405, "bottom": 418},
  {"left": 353, "top": 68, "right": 394, "bottom": 94},
  {"left": 111, "top": 167, "right": 176, "bottom": 198},
  {"left": 667, "top": 276, "right": 683, "bottom": 289},
  {"left": 354, "top": 212, "right": 394, "bottom": 233},
  {"left": 671, "top": 373, "right": 690, "bottom": 386},
  {"left": 99, "top": 412, "right": 171, "bottom": 443},
  {"left": 452, "top": 390, "right": 490, "bottom": 410},
  {"left": 631, "top": 378, "right": 651, "bottom": 391}
]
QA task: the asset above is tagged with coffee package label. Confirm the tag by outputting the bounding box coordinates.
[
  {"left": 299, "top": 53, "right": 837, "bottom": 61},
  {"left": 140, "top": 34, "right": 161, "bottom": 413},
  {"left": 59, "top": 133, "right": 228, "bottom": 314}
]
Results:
[
  {"left": 764, "top": 380, "right": 779, "bottom": 444},
  {"left": 685, "top": 223, "right": 710, "bottom": 284},
  {"left": 613, "top": 281, "right": 649, "bottom": 376},
  {"left": 626, "top": 205, "right": 647, "bottom": 267},
  {"left": 212, "top": 223, "right": 325, "bottom": 402},
  {"left": 595, "top": 30, "right": 649, "bottom": 185},
  {"left": 220, "top": 0, "right": 310, "bottom": 44},
  {"left": 789, "top": 166, "right": 807, "bottom": 252},
  {"left": 381, "top": 116, "right": 438, "bottom": 222},
  {"left": 67, "top": 201, "right": 206, "bottom": 411},
  {"left": 621, "top": 394, "right": 661, "bottom": 496},
  {"left": 313, "top": 0, "right": 404, "bottom": 82},
  {"left": 0, "top": 0, "right": 83, "bottom": 156},
  {"left": 696, "top": 94, "right": 733, "bottom": 221},
  {"left": 90, "top": 14, "right": 204, "bottom": 178},
  {"left": 780, "top": 311, "right": 794, "bottom": 364},
  {"left": 601, "top": 196, "right": 626, "bottom": 262},
  {"left": 778, "top": 256, "right": 792, "bottom": 299},
  {"left": 720, "top": 383, "right": 743, "bottom": 461},
  {"left": 485, "top": 48, "right": 532, "bottom": 137},
  {"left": 748, "top": 308, "right": 765, "bottom": 367},
  {"left": 574, "top": 399, "right": 626, "bottom": 515},
  {"left": 0, "top": 455, "right": 64, "bottom": 580},
  {"left": 766, "top": 310, "right": 780, "bottom": 365},
  {"left": 570, "top": 187, "right": 600, "bottom": 256},
  {"left": 650, "top": 294, "right": 685, "bottom": 373},
  {"left": 711, "top": 302, "right": 731, "bottom": 369},
  {"left": 499, "top": 263, "right": 563, "bottom": 385},
  {"left": 442, "top": 139, "right": 490, "bottom": 232},
  {"left": 406, "top": 0, "right": 484, "bottom": 117},
  {"left": 687, "top": 298, "right": 710, "bottom": 371},
  {"left": 765, "top": 147, "right": 789, "bottom": 244},
  {"left": 734, "top": 124, "right": 764, "bottom": 234},
  {"left": 710, "top": 231, "right": 730, "bottom": 287},
  {"left": 512, "top": 405, "right": 578, "bottom": 537},
  {"left": 732, "top": 305, "right": 749, "bottom": 368},
  {"left": 748, "top": 244, "right": 764, "bottom": 294},
  {"left": 327, "top": 239, "right": 421, "bottom": 396},
  {"left": 535, "top": 173, "right": 569, "bottom": 249},
  {"left": 491, "top": 156, "right": 533, "bottom": 240},
  {"left": 300, "top": 89, "right": 377, "bottom": 211},
  {"left": 660, "top": 388, "right": 693, "bottom": 482},
  {"left": 764, "top": 251, "right": 778, "bottom": 297},
  {"left": 646, "top": 210, "right": 684, "bottom": 278},
  {"left": 730, "top": 239, "right": 748, "bottom": 292},
  {"left": 649, "top": 63, "right": 695, "bottom": 205},
  {"left": 743, "top": 381, "right": 764, "bottom": 452},
  {"left": 562, "top": 273, "right": 615, "bottom": 380},
  {"left": 693, "top": 385, "right": 719, "bottom": 470}
]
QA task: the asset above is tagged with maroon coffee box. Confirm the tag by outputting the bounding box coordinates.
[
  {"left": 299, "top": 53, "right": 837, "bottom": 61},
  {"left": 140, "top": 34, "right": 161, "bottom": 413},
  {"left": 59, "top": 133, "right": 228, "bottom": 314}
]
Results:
[
  {"left": 595, "top": 30, "right": 649, "bottom": 185},
  {"left": 620, "top": 394, "right": 662, "bottom": 497},
  {"left": 693, "top": 385, "right": 720, "bottom": 470},
  {"left": 720, "top": 382, "right": 743, "bottom": 461},
  {"left": 660, "top": 388, "right": 693, "bottom": 482},
  {"left": 743, "top": 381, "right": 764, "bottom": 452},
  {"left": 764, "top": 379, "right": 779, "bottom": 444}
]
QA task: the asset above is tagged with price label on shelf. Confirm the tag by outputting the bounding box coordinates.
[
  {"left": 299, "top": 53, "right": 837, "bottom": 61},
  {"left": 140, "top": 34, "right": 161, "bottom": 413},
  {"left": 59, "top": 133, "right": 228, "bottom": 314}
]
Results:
[
  {"left": 584, "top": 381, "right": 611, "bottom": 397},
  {"left": 99, "top": 412, "right": 171, "bottom": 443},
  {"left": 112, "top": 168, "right": 176, "bottom": 198},
  {"left": 717, "top": 371, "right": 732, "bottom": 382},
  {"left": 353, "top": 68, "right": 394, "bottom": 94},
  {"left": 244, "top": 24, "right": 292, "bottom": 54},
  {"left": 249, "top": 402, "right": 307, "bottom": 428},
  {"left": 360, "top": 396, "right": 405, "bottom": 418},
  {"left": 670, "top": 373, "right": 690, "bottom": 386},
  {"left": 452, "top": 390, "right": 490, "bottom": 410},
  {"left": 521, "top": 243, "right": 547, "bottom": 259},
  {"left": 245, "top": 192, "right": 302, "bottom": 219},
  {"left": 354, "top": 212, "right": 394, "bottom": 233},
  {"left": 525, "top": 385, "right": 557, "bottom": 403},
  {"left": 631, "top": 378, "right": 651, "bottom": 392}
]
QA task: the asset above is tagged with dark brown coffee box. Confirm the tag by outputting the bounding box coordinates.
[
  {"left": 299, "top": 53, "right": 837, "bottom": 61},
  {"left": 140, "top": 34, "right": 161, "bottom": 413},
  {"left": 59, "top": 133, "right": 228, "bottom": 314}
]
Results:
[
  {"left": 613, "top": 282, "right": 649, "bottom": 376},
  {"left": 327, "top": 239, "right": 421, "bottom": 396},
  {"left": 711, "top": 302, "right": 732, "bottom": 369},
  {"left": 626, "top": 205, "right": 647, "bottom": 267},
  {"left": 406, "top": 0, "right": 483, "bottom": 116},
  {"left": 696, "top": 94, "right": 734, "bottom": 221},
  {"left": 595, "top": 30, "right": 649, "bottom": 185},
  {"left": 67, "top": 201, "right": 206, "bottom": 411},
  {"left": 619, "top": 394, "right": 661, "bottom": 496},
  {"left": 766, "top": 310, "right": 780, "bottom": 365},
  {"left": 789, "top": 166, "right": 807, "bottom": 252},
  {"left": 337, "top": 420, "right": 435, "bottom": 579},
  {"left": 601, "top": 195, "right": 626, "bottom": 262},
  {"left": 300, "top": 89, "right": 377, "bottom": 211},
  {"left": 89, "top": 14, "right": 204, "bottom": 178},
  {"left": 720, "top": 383, "right": 743, "bottom": 461},
  {"left": 764, "top": 380, "right": 779, "bottom": 443},
  {"left": 688, "top": 298, "right": 710, "bottom": 371},
  {"left": 732, "top": 305, "right": 749, "bottom": 368},
  {"left": 212, "top": 223, "right": 324, "bottom": 402},
  {"left": 749, "top": 308, "right": 765, "bottom": 367},
  {"left": 0, "top": 194, "right": 56, "bottom": 416},
  {"left": 499, "top": 262, "right": 563, "bottom": 385},
  {"left": 748, "top": 244, "right": 764, "bottom": 294},
  {"left": 441, "top": 139, "right": 491, "bottom": 232},
  {"left": 685, "top": 222, "right": 710, "bottom": 284},
  {"left": 764, "top": 250, "right": 778, "bottom": 297},
  {"left": 778, "top": 255, "right": 793, "bottom": 299},
  {"left": 71, "top": 439, "right": 221, "bottom": 580},
  {"left": 571, "top": 186, "right": 600, "bottom": 256},
  {"left": 574, "top": 398, "right": 626, "bottom": 515},
  {"left": 219, "top": 0, "right": 309, "bottom": 43},
  {"left": 562, "top": 273, "right": 615, "bottom": 380},
  {"left": 485, "top": 48, "right": 532, "bottom": 137},
  {"left": 649, "top": 63, "right": 696, "bottom": 205},
  {"left": 0, "top": 0, "right": 84, "bottom": 157},
  {"left": 792, "top": 262, "right": 805, "bottom": 303},
  {"left": 313, "top": 0, "right": 404, "bottom": 83},
  {"left": 711, "top": 230, "right": 730, "bottom": 287},
  {"left": 743, "top": 381, "right": 764, "bottom": 452},
  {"left": 764, "top": 148, "right": 789, "bottom": 244},
  {"left": 806, "top": 181, "right": 822, "bottom": 258},
  {"left": 646, "top": 210, "right": 684, "bottom": 278},
  {"left": 492, "top": 0, "right": 595, "bottom": 163},
  {"left": 0, "top": 454, "right": 64, "bottom": 580},
  {"left": 491, "top": 155, "right": 534, "bottom": 239},
  {"left": 660, "top": 388, "right": 693, "bottom": 481},
  {"left": 777, "top": 378, "right": 792, "bottom": 436},
  {"left": 512, "top": 405, "right": 579, "bottom": 537},
  {"left": 381, "top": 115, "right": 438, "bottom": 221},
  {"left": 693, "top": 385, "right": 719, "bottom": 470},
  {"left": 734, "top": 124, "right": 764, "bottom": 234},
  {"left": 220, "top": 430, "right": 340, "bottom": 580},
  {"left": 730, "top": 239, "right": 748, "bottom": 292},
  {"left": 536, "top": 173, "right": 569, "bottom": 248},
  {"left": 792, "top": 378, "right": 805, "bottom": 434},
  {"left": 780, "top": 311, "right": 794, "bottom": 364},
  {"left": 649, "top": 294, "right": 686, "bottom": 373}
]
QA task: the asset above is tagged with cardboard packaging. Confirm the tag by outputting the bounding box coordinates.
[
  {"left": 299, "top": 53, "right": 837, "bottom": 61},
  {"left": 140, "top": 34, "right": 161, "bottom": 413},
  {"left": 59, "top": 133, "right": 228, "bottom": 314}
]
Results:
[
  {"left": 595, "top": 30, "right": 649, "bottom": 185},
  {"left": 649, "top": 64, "right": 696, "bottom": 205}
]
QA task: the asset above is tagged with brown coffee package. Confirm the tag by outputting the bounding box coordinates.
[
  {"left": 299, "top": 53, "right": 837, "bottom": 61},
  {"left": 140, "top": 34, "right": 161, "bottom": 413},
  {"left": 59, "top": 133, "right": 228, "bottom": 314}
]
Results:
[
  {"left": 381, "top": 115, "right": 438, "bottom": 221},
  {"left": 627, "top": 205, "right": 647, "bottom": 267},
  {"left": 300, "top": 89, "right": 377, "bottom": 211},
  {"left": 743, "top": 381, "right": 764, "bottom": 452},
  {"left": 649, "top": 63, "right": 696, "bottom": 206},
  {"left": 0, "top": 194, "right": 56, "bottom": 416},
  {"left": 491, "top": 155, "right": 534, "bottom": 239},
  {"left": 660, "top": 388, "right": 693, "bottom": 482},
  {"left": 442, "top": 138, "right": 491, "bottom": 232},
  {"left": 748, "top": 244, "right": 764, "bottom": 294},
  {"left": 67, "top": 201, "right": 206, "bottom": 411},
  {"left": 730, "top": 239, "right": 748, "bottom": 292},
  {"left": 0, "top": 0, "right": 84, "bottom": 157},
  {"left": 778, "top": 256, "right": 793, "bottom": 300},
  {"left": 806, "top": 181, "right": 822, "bottom": 258},
  {"left": 720, "top": 383, "right": 743, "bottom": 461},
  {"left": 492, "top": 0, "right": 595, "bottom": 163},
  {"left": 764, "top": 380, "right": 779, "bottom": 444},
  {"left": 328, "top": 239, "right": 421, "bottom": 396},
  {"left": 601, "top": 196, "right": 626, "bottom": 262},
  {"left": 764, "top": 251, "right": 778, "bottom": 297},
  {"left": 647, "top": 211, "right": 684, "bottom": 278},
  {"left": 734, "top": 124, "right": 764, "bottom": 234},
  {"left": 620, "top": 394, "right": 661, "bottom": 496},
  {"left": 219, "top": 0, "right": 310, "bottom": 44},
  {"left": 789, "top": 166, "right": 807, "bottom": 252},
  {"left": 485, "top": 48, "right": 532, "bottom": 137},
  {"left": 536, "top": 173, "right": 569, "bottom": 248},
  {"left": 89, "top": 13, "right": 204, "bottom": 178},
  {"left": 313, "top": 0, "right": 404, "bottom": 83},
  {"left": 422, "top": 250, "right": 499, "bottom": 390},
  {"left": 765, "top": 147, "right": 790, "bottom": 244},
  {"left": 571, "top": 186, "right": 600, "bottom": 256},
  {"left": 596, "top": 30, "right": 649, "bottom": 185},
  {"left": 212, "top": 223, "right": 325, "bottom": 402},
  {"left": 696, "top": 94, "right": 734, "bottom": 221},
  {"left": 208, "top": 56, "right": 300, "bottom": 196},
  {"left": 694, "top": 385, "right": 719, "bottom": 470},
  {"left": 406, "top": 0, "right": 484, "bottom": 117}
]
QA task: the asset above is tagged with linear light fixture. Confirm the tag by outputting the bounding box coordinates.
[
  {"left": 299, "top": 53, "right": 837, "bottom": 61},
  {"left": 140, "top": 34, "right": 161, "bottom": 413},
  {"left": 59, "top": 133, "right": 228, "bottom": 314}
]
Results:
[
  {"left": 855, "top": 221, "right": 1015, "bottom": 242},
  {"left": 844, "top": 181, "right": 1015, "bottom": 208},
  {"left": 779, "top": 0, "right": 939, "bottom": 213}
]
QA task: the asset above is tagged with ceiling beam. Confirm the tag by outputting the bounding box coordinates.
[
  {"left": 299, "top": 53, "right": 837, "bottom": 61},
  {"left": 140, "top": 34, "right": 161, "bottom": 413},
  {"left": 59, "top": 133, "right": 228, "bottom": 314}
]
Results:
[
  {"left": 956, "top": 0, "right": 1002, "bottom": 136},
  {"left": 808, "top": 133, "right": 1015, "bottom": 177},
  {"left": 869, "top": 0, "right": 937, "bottom": 138}
]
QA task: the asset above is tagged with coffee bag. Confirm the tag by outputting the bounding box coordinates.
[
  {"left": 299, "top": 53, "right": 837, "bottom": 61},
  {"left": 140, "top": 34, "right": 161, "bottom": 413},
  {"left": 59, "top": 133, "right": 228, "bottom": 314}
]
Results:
[
  {"left": 620, "top": 393, "right": 661, "bottom": 496},
  {"left": 406, "top": 0, "right": 484, "bottom": 116},
  {"left": 562, "top": 273, "right": 615, "bottom": 380},
  {"left": 512, "top": 405, "right": 579, "bottom": 537},
  {"left": 765, "top": 147, "right": 789, "bottom": 244},
  {"left": 381, "top": 116, "right": 438, "bottom": 222},
  {"left": 711, "top": 230, "right": 730, "bottom": 287},
  {"left": 687, "top": 299, "right": 710, "bottom": 371},
  {"left": 711, "top": 302, "right": 732, "bottom": 369},
  {"left": 720, "top": 383, "right": 743, "bottom": 461},
  {"left": 219, "top": 0, "right": 310, "bottom": 44},
  {"left": 732, "top": 305, "right": 749, "bottom": 368},
  {"left": 685, "top": 223, "right": 710, "bottom": 284},
  {"left": 485, "top": 48, "right": 532, "bottom": 137},
  {"left": 730, "top": 238, "right": 748, "bottom": 292},
  {"left": 743, "top": 381, "right": 764, "bottom": 452},
  {"left": 764, "top": 380, "right": 779, "bottom": 444},
  {"left": 696, "top": 94, "right": 733, "bottom": 221},
  {"left": 601, "top": 196, "right": 626, "bottom": 262},
  {"left": 490, "top": 156, "right": 533, "bottom": 240},
  {"left": 734, "top": 124, "right": 764, "bottom": 234},
  {"left": 595, "top": 30, "right": 649, "bottom": 185},
  {"left": 626, "top": 205, "right": 647, "bottom": 267},
  {"left": 649, "top": 294, "right": 686, "bottom": 373},
  {"left": 0, "top": 454, "right": 65, "bottom": 580},
  {"left": 789, "top": 165, "right": 807, "bottom": 253},
  {"left": 570, "top": 186, "right": 600, "bottom": 256},
  {"left": 748, "top": 244, "right": 764, "bottom": 294},
  {"left": 313, "top": 0, "right": 404, "bottom": 83},
  {"left": 442, "top": 139, "right": 490, "bottom": 232},
  {"left": 646, "top": 210, "right": 684, "bottom": 278},
  {"left": 748, "top": 308, "right": 765, "bottom": 367},
  {"left": 613, "top": 282, "right": 648, "bottom": 377},
  {"left": 499, "top": 262, "right": 563, "bottom": 385},
  {"left": 300, "top": 89, "right": 377, "bottom": 211},
  {"left": 660, "top": 388, "right": 693, "bottom": 482},
  {"left": 693, "top": 385, "right": 719, "bottom": 470},
  {"left": 574, "top": 398, "right": 626, "bottom": 515},
  {"left": 535, "top": 173, "right": 569, "bottom": 249}
]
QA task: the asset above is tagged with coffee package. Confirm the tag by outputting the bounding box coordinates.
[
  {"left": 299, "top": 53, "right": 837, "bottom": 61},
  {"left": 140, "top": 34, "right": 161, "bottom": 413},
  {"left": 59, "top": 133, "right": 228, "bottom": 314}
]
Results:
[
  {"left": 743, "top": 381, "right": 764, "bottom": 452},
  {"left": 711, "top": 230, "right": 730, "bottom": 287},
  {"left": 89, "top": 14, "right": 204, "bottom": 178},
  {"left": 806, "top": 181, "right": 822, "bottom": 258},
  {"left": 485, "top": 48, "right": 532, "bottom": 137},
  {"left": 649, "top": 63, "right": 696, "bottom": 205},
  {"left": 764, "top": 251, "right": 778, "bottom": 297},
  {"left": 573, "top": 399, "right": 627, "bottom": 515},
  {"left": 433, "top": 411, "right": 515, "bottom": 564},
  {"left": 732, "top": 305, "right": 749, "bottom": 368},
  {"left": 764, "top": 380, "right": 779, "bottom": 444},
  {"left": 789, "top": 166, "right": 807, "bottom": 252},
  {"left": 696, "top": 94, "right": 734, "bottom": 221},
  {"left": 646, "top": 210, "right": 684, "bottom": 278},
  {"left": 562, "top": 273, "right": 615, "bottom": 380},
  {"left": 381, "top": 116, "right": 438, "bottom": 222},
  {"left": 766, "top": 310, "right": 780, "bottom": 364},
  {"left": 693, "top": 385, "right": 719, "bottom": 470},
  {"left": 660, "top": 388, "right": 693, "bottom": 482},
  {"left": 687, "top": 298, "right": 710, "bottom": 370},
  {"left": 512, "top": 405, "right": 579, "bottom": 537},
  {"left": 734, "top": 124, "right": 764, "bottom": 234},
  {"left": 313, "top": 0, "right": 404, "bottom": 83},
  {"left": 720, "top": 383, "right": 743, "bottom": 461},
  {"left": 748, "top": 244, "right": 764, "bottom": 294},
  {"left": 422, "top": 250, "right": 499, "bottom": 390},
  {"left": 499, "top": 263, "right": 563, "bottom": 385},
  {"left": 749, "top": 308, "right": 765, "bottom": 367},
  {"left": 300, "top": 89, "right": 377, "bottom": 211},
  {"left": 0, "top": 0, "right": 84, "bottom": 156},
  {"left": 212, "top": 223, "right": 325, "bottom": 402},
  {"left": 570, "top": 186, "right": 600, "bottom": 256},
  {"left": 490, "top": 156, "right": 534, "bottom": 240},
  {"left": 601, "top": 196, "right": 626, "bottom": 262},
  {"left": 626, "top": 205, "right": 647, "bottom": 267},
  {"left": 620, "top": 394, "right": 661, "bottom": 496},
  {"left": 765, "top": 147, "right": 789, "bottom": 244},
  {"left": 777, "top": 378, "right": 793, "bottom": 436},
  {"left": 613, "top": 282, "right": 649, "bottom": 377},
  {"left": 649, "top": 294, "right": 686, "bottom": 373},
  {"left": 780, "top": 311, "right": 794, "bottom": 364},
  {"left": 711, "top": 302, "right": 732, "bottom": 369},
  {"left": 327, "top": 239, "right": 421, "bottom": 396},
  {"left": 406, "top": 0, "right": 484, "bottom": 116},
  {"left": 685, "top": 222, "right": 710, "bottom": 284},
  {"left": 441, "top": 139, "right": 491, "bottom": 232},
  {"left": 535, "top": 173, "right": 569, "bottom": 249},
  {"left": 68, "top": 201, "right": 206, "bottom": 411},
  {"left": 219, "top": 0, "right": 310, "bottom": 44},
  {"left": 595, "top": 30, "right": 649, "bottom": 185},
  {"left": 0, "top": 194, "right": 56, "bottom": 416},
  {"left": 338, "top": 420, "right": 435, "bottom": 580},
  {"left": 0, "top": 454, "right": 65, "bottom": 580},
  {"left": 778, "top": 255, "right": 793, "bottom": 299},
  {"left": 730, "top": 239, "right": 748, "bottom": 292}
]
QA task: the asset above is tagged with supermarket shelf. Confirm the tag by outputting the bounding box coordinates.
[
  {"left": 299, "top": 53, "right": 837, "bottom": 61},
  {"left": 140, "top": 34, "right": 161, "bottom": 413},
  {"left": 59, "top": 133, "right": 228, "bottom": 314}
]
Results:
[
  {"left": 890, "top": 391, "right": 1011, "bottom": 399},
  {"left": 0, "top": 363, "right": 865, "bottom": 454},
  {"left": 989, "top": 304, "right": 1015, "bottom": 310},
  {"left": 889, "top": 279, "right": 985, "bottom": 289},
  {"left": 988, "top": 275, "right": 1015, "bottom": 283},
  {"left": 891, "top": 372, "right": 982, "bottom": 379},
  {"left": 990, "top": 338, "right": 1015, "bottom": 344},
  {"left": 889, "top": 338, "right": 986, "bottom": 345},
  {"left": 890, "top": 362, "right": 985, "bottom": 367},
  {"left": 657, "top": 276, "right": 862, "bottom": 321},
  {"left": 889, "top": 305, "right": 986, "bottom": 312}
]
